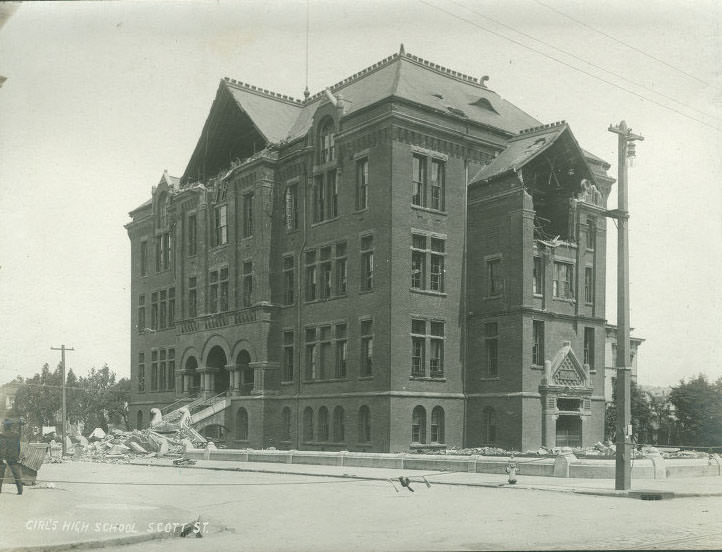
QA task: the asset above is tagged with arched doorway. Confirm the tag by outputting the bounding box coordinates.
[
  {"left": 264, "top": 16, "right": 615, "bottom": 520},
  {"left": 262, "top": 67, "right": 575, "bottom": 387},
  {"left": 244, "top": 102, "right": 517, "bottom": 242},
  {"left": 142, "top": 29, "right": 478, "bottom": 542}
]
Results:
[
  {"left": 236, "top": 350, "right": 253, "bottom": 395},
  {"left": 185, "top": 356, "right": 201, "bottom": 394},
  {"left": 556, "top": 416, "right": 582, "bottom": 448},
  {"left": 207, "top": 346, "right": 229, "bottom": 394}
]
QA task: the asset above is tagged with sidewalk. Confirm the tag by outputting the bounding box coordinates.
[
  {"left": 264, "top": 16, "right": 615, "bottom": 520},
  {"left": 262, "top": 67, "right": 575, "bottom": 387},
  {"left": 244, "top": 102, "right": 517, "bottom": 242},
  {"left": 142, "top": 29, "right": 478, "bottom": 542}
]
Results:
[
  {"left": 130, "top": 456, "right": 722, "bottom": 499},
  {"left": 0, "top": 462, "right": 200, "bottom": 552}
]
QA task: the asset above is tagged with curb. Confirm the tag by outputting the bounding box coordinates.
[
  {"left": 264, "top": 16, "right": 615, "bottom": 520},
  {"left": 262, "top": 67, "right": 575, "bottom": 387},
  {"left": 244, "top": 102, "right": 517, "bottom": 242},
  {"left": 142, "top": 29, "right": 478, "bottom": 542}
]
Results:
[{"left": 0, "top": 528, "right": 174, "bottom": 552}]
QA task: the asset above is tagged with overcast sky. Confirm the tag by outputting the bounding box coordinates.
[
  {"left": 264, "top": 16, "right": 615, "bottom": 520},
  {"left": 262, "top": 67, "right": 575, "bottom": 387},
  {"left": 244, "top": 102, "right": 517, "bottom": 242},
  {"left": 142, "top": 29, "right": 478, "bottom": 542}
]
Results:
[{"left": 0, "top": 0, "right": 720, "bottom": 387}]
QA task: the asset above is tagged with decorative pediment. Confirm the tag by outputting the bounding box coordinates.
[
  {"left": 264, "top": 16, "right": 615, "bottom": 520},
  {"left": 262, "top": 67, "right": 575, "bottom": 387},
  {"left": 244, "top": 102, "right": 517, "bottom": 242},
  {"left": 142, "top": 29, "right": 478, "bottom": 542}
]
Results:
[{"left": 548, "top": 342, "right": 588, "bottom": 388}]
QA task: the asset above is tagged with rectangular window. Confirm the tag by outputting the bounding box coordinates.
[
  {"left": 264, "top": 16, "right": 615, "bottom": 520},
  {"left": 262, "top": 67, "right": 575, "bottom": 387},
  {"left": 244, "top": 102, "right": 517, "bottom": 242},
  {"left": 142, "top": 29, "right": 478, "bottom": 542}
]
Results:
[
  {"left": 243, "top": 193, "right": 254, "bottom": 237},
  {"left": 319, "top": 325, "right": 332, "bottom": 380},
  {"left": 305, "top": 327, "right": 317, "bottom": 380},
  {"left": 533, "top": 256, "right": 543, "bottom": 296},
  {"left": 168, "top": 287, "right": 175, "bottom": 326},
  {"left": 168, "top": 348, "right": 175, "bottom": 392},
  {"left": 488, "top": 258, "right": 503, "bottom": 296},
  {"left": 282, "top": 331, "right": 294, "bottom": 382},
  {"left": 155, "top": 237, "right": 161, "bottom": 273},
  {"left": 285, "top": 185, "right": 298, "bottom": 231},
  {"left": 188, "top": 214, "right": 197, "bottom": 256},
  {"left": 151, "top": 292, "right": 159, "bottom": 330},
  {"left": 411, "top": 319, "right": 426, "bottom": 377},
  {"left": 283, "top": 256, "right": 295, "bottom": 305},
  {"left": 356, "top": 158, "right": 368, "bottom": 210},
  {"left": 360, "top": 235, "right": 374, "bottom": 292},
  {"left": 532, "top": 320, "right": 545, "bottom": 366},
  {"left": 335, "top": 242, "right": 347, "bottom": 296},
  {"left": 553, "top": 262, "right": 574, "bottom": 299},
  {"left": 137, "top": 295, "right": 145, "bottom": 332},
  {"left": 220, "top": 267, "right": 229, "bottom": 311},
  {"left": 584, "top": 327, "right": 595, "bottom": 369},
  {"left": 584, "top": 267, "right": 594, "bottom": 304},
  {"left": 412, "top": 154, "right": 426, "bottom": 206},
  {"left": 360, "top": 319, "right": 373, "bottom": 377},
  {"left": 159, "top": 349, "right": 167, "bottom": 391},
  {"left": 430, "top": 238, "right": 445, "bottom": 293},
  {"left": 335, "top": 323, "right": 347, "bottom": 378},
  {"left": 162, "top": 233, "right": 171, "bottom": 270},
  {"left": 430, "top": 321, "right": 444, "bottom": 377},
  {"left": 485, "top": 322, "right": 498, "bottom": 377},
  {"left": 140, "top": 241, "right": 148, "bottom": 276},
  {"left": 137, "top": 353, "right": 145, "bottom": 393},
  {"left": 430, "top": 159, "right": 445, "bottom": 211},
  {"left": 313, "top": 174, "right": 325, "bottom": 223},
  {"left": 411, "top": 235, "right": 426, "bottom": 289},
  {"left": 586, "top": 218, "right": 596, "bottom": 250},
  {"left": 242, "top": 262, "right": 253, "bottom": 307},
  {"left": 151, "top": 350, "right": 158, "bottom": 392},
  {"left": 209, "top": 270, "right": 219, "bottom": 313},
  {"left": 214, "top": 205, "right": 227, "bottom": 246},
  {"left": 305, "top": 250, "right": 317, "bottom": 301},
  {"left": 159, "top": 289, "right": 167, "bottom": 330},
  {"left": 328, "top": 171, "right": 338, "bottom": 219},
  {"left": 188, "top": 276, "right": 197, "bottom": 318},
  {"left": 320, "top": 247, "right": 332, "bottom": 299}
]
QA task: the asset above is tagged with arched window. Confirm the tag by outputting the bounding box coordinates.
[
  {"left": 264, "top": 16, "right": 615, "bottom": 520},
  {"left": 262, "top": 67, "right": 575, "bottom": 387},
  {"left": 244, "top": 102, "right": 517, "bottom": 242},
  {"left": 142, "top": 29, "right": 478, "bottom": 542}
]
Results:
[
  {"left": 358, "top": 405, "right": 371, "bottom": 443},
  {"left": 236, "top": 407, "right": 249, "bottom": 441},
  {"left": 482, "top": 407, "right": 496, "bottom": 445},
  {"left": 137, "top": 410, "right": 143, "bottom": 429},
  {"left": 303, "top": 407, "right": 314, "bottom": 442},
  {"left": 431, "top": 406, "right": 445, "bottom": 443},
  {"left": 318, "top": 119, "right": 335, "bottom": 164},
  {"left": 281, "top": 407, "right": 292, "bottom": 442},
  {"left": 318, "top": 406, "right": 329, "bottom": 441},
  {"left": 332, "top": 406, "right": 345, "bottom": 442},
  {"left": 412, "top": 406, "right": 426, "bottom": 444}
]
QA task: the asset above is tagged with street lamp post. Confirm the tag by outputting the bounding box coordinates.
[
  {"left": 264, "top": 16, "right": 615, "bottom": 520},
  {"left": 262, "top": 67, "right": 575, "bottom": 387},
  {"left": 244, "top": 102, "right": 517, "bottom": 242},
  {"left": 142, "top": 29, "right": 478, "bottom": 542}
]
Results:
[{"left": 607, "top": 121, "right": 643, "bottom": 491}]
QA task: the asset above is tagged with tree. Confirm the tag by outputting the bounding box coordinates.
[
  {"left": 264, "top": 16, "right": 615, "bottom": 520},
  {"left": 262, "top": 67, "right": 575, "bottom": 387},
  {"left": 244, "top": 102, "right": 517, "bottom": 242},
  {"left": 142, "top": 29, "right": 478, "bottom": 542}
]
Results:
[
  {"left": 14, "top": 363, "right": 62, "bottom": 428},
  {"left": 669, "top": 374, "right": 722, "bottom": 447},
  {"left": 604, "top": 378, "right": 653, "bottom": 443}
]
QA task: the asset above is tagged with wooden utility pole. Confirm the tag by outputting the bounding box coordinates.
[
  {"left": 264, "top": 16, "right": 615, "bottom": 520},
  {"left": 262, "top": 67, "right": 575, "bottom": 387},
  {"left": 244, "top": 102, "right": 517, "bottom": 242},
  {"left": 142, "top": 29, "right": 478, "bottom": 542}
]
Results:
[
  {"left": 607, "top": 121, "right": 643, "bottom": 491},
  {"left": 51, "top": 344, "right": 74, "bottom": 456}
]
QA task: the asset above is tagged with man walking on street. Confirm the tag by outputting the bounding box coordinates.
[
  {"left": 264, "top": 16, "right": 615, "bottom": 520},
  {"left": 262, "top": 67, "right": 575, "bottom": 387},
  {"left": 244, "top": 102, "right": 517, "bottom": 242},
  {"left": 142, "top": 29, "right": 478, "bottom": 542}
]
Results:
[{"left": 0, "top": 418, "right": 24, "bottom": 495}]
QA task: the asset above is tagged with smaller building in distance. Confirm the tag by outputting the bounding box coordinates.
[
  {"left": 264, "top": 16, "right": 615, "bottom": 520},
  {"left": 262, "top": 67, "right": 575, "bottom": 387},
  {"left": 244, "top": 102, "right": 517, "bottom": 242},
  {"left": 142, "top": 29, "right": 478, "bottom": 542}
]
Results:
[{"left": 604, "top": 324, "right": 644, "bottom": 402}]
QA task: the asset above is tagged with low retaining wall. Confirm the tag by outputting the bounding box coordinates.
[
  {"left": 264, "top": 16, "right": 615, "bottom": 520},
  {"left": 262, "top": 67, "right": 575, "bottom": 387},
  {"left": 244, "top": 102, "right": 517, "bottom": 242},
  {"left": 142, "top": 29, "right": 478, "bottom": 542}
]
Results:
[{"left": 182, "top": 448, "right": 722, "bottom": 479}]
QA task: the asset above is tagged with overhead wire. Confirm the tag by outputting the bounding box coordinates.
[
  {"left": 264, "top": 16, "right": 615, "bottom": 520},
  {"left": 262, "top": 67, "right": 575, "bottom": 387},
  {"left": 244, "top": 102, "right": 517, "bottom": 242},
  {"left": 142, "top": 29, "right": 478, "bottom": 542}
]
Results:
[
  {"left": 447, "top": 0, "right": 721, "bottom": 123},
  {"left": 417, "top": 0, "right": 722, "bottom": 133},
  {"left": 530, "top": 0, "right": 710, "bottom": 86}
]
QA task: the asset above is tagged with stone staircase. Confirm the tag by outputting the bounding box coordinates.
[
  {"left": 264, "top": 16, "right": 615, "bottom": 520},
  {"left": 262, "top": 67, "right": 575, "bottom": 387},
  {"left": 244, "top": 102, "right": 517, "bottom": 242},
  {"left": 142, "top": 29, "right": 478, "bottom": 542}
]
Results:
[{"left": 162, "top": 392, "right": 230, "bottom": 426}]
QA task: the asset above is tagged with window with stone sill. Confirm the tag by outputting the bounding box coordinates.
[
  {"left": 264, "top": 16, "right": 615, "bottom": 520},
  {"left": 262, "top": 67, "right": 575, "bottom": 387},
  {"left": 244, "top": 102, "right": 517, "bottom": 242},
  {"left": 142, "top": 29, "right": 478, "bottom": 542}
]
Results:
[
  {"left": 282, "top": 331, "right": 294, "bottom": 382},
  {"left": 485, "top": 322, "right": 498, "bottom": 377},
  {"left": 411, "top": 405, "right": 426, "bottom": 444},
  {"left": 553, "top": 262, "right": 574, "bottom": 299},
  {"left": 487, "top": 258, "right": 503, "bottom": 296}
]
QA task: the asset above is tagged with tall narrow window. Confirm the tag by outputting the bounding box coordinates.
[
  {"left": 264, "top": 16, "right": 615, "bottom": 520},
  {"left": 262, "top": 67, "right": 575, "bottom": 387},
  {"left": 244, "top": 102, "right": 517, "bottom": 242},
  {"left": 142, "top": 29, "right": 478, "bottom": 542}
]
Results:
[
  {"left": 188, "top": 276, "right": 197, "bottom": 318},
  {"left": 282, "top": 331, "right": 294, "bottom": 382},
  {"left": 411, "top": 319, "right": 426, "bottom": 377},
  {"left": 430, "top": 321, "right": 445, "bottom": 378},
  {"left": 412, "top": 405, "right": 426, "bottom": 444},
  {"left": 140, "top": 240, "right": 148, "bottom": 276},
  {"left": 137, "top": 295, "right": 146, "bottom": 332},
  {"left": 332, "top": 406, "right": 345, "bottom": 442},
  {"left": 319, "top": 247, "right": 332, "bottom": 299},
  {"left": 430, "top": 159, "right": 445, "bottom": 211},
  {"left": 586, "top": 218, "right": 596, "bottom": 250},
  {"left": 281, "top": 407, "right": 292, "bottom": 442},
  {"left": 236, "top": 408, "right": 249, "bottom": 441},
  {"left": 155, "top": 237, "right": 162, "bottom": 273},
  {"left": 313, "top": 174, "right": 325, "bottom": 223},
  {"left": 243, "top": 192, "right": 254, "bottom": 237},
  {"left": 151, "top": 292, "right": 159, "bottom": 330},
  {"left": 305, "top": 327, "right": 317, "bottom": 380},
  {"left": 335, "top": 323, "right": 347, "bottom": 378},
  {"left": 584, "top": 267, "right": 594, "bottom": 304},
  {"left": 283, "top": 256, "right": 295, "bottom": 305},
  {"left": 242, "top": 262, "right": 253, "bottom": 307},
  {"left": 483, "top": 407, "right": 496, "bottom": 445},
  {"left": 485, "top": 322, "right": 498, "bottom": 377},
  {"left": 412, "top": 154, "right": 426, "bottom": 207},
  {"left": 151, "top": 350, "right": 158, "bottom": 392},
  {"left": 319, "top": 119, "right": 335, "bottom": 164},
  {"left": 584, "top": 327, "right": 595, "bottom": 369},
  {"left": 220, "top": 267, "right": 229, "bottom": 311},
  {"left": 430, "top": 238, "right": 445, "bottom": 292},
  {"left": 532, "top": 320, "right": 545, "bottom": 366},
  {"left": 159, "top": 289, "right": 167, "bottom": 330},
  {"left": 488, "top": 258, "right": 503, "bottom": 296},
  {"left": 159, "top": 349, "right": 167, "bottom": 391},
  {"left": 162, "top": 233, "right": 171, "bottom": 269},
  {"left": 318, "top": 406, "right": 329, "bottom": 441},
  {"left": 137, "top": 352, "right": 145, "bottom": 393},
  {"left": 553, "top": 262, "right": 574, "bottom": 299},
  {"left": 360, "top": 319, "right": 373, "bottom": 377},
  {"left": 335, "top": 242, "right": 347, "bottom": 296},
  {"left": 319, "top": 325, "right": 332, "bottom": 380},
  {"left": 209, "top": 271, "right": 219, "bottom": 313},
  {"left": 356, "top": 158, "right": 368, "bottom": 210},
  {"left": 188, "top": 214, "right": 197, "bottom": 256},
  {"left": 533, "top": 256, "right": 543, "bottom": 296},
  {"left": 431, "top": 406, "right": 445, "bottom": 443},
  {"left": 360, "top": 235, "right": 374, "bottom": 292},
  {"left": 214, "top": 205, "right": 227, "bottom": 246},
  {"left": 358, "top": 406, "right": 371, "bottom": 443},
  {"left": 168, "top": 288, "right": 175, "bottom": 326},
  {"left": 303, "top": 407, "right": 314, "bottom": 442},
  {"left": 285, "top": 185, "right": 298, "bottom": 231},
  {"left": 305, "top": 250, "right": 317, "bottom": 301},
  {"left": 328, "top": 171, "right": 338, "bottom": 219},
  {"left": 411, "top": 234, "right": 426, "bottom": 289},
  {"left": 168, "top": 348, "right": 175, "bottom": 392}
]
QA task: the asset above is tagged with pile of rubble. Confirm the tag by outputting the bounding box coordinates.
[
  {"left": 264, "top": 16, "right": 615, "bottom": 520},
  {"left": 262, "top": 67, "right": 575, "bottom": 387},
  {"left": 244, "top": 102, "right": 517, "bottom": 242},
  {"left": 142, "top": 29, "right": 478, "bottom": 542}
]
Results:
[{"left": 67, "top": 425, "right": 207, "bottom": 464}]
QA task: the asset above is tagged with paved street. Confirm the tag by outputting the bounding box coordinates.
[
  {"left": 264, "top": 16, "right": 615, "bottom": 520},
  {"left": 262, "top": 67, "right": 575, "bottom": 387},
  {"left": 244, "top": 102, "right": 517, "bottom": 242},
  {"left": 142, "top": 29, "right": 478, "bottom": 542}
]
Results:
[{"left": 3, "top": 461, "right": 721, "bottom": 551}]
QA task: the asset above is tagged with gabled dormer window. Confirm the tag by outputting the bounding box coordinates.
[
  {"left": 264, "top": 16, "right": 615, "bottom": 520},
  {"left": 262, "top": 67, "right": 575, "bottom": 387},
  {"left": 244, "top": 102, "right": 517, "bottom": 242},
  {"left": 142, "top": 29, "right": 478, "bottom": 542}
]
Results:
[
  {"left": 157, "top": 192, "right": 169, "bottom": 229},
  {"left": 319, "top": 119, "right": 335, "bottom": 164}
]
